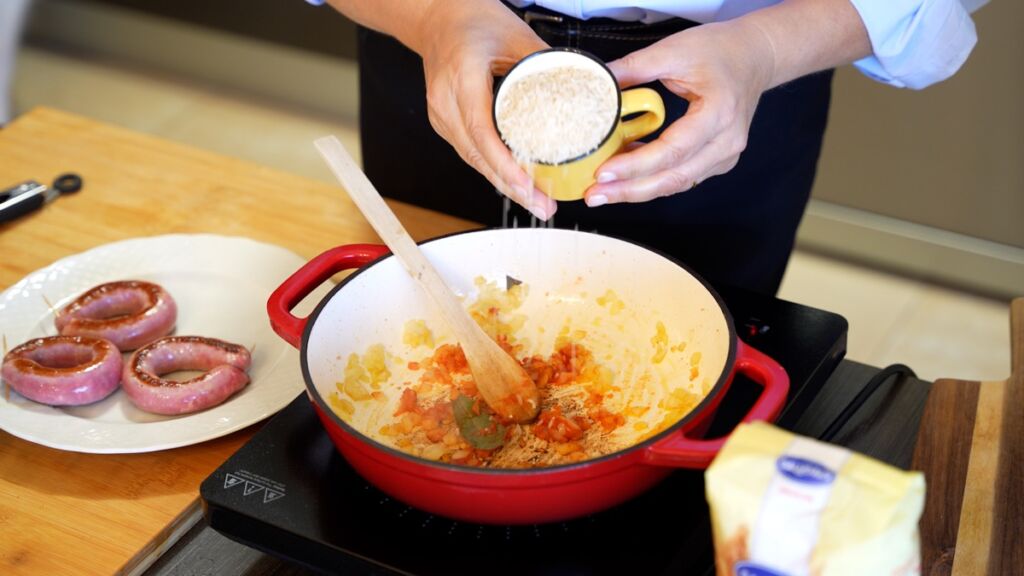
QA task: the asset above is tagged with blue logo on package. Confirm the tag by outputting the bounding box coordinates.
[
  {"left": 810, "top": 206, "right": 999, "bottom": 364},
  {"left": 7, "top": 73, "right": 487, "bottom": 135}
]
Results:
[
  {"left": 776, "top": 456, "right": 835, "bottom": 485},
  {"left": 734, "top": 562, "right": 790, "bottom": 576}
]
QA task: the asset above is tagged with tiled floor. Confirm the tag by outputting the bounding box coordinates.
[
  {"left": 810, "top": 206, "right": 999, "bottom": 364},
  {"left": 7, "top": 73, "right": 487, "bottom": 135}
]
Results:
[{"left": 8, "top": 45, "right": 1015, "bottom": 383}]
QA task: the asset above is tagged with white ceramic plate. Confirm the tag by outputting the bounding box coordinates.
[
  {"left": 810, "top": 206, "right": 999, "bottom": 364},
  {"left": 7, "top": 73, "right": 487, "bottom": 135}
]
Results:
[{"left": 0, "top": 234, "right": 327, "bottom": 453}]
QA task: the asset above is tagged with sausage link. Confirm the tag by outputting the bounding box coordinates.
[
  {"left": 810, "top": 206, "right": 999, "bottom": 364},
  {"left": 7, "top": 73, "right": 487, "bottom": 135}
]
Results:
[
  {"left": 55, "top": 280, "right": 177, "bottom": 351},
  {"left": 122, "top": 336, "right": 251, "bottom": 415},
  {"left": 1, "top": 335, "right": 122, "bottom": 405}
]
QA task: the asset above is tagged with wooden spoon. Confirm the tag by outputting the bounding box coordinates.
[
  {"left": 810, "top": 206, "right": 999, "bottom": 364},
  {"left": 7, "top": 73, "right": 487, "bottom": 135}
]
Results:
[{"left": 314, "top": 136, "right": 540, "bottom": 423}]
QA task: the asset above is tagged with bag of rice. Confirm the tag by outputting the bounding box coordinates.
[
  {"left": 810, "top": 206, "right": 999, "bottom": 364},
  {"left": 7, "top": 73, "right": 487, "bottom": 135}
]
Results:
[{"left": 705, "top": 422, "right": 925, "bottom": 576}]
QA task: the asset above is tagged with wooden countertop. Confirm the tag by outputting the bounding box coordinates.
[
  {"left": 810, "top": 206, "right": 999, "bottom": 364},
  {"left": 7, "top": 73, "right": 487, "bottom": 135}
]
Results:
[{"left": 0, "top": 108, "right": 477, "bottom": 575}]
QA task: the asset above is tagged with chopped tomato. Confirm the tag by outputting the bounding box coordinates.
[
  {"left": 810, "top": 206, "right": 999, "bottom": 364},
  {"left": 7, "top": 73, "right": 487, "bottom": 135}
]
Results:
[
  {"left": 423, "top": 401, "right": 453, "bottom": 424},
  {"left": 394, "top": 388, "right": 418, "bottom": 416},
  {"left": 533, "top": 406, "right": 584, "bottom": 443},
  {"left": 590, "top": 407, "right": 626, "bottom": 432},
  {"left": 458, "top": 379, "right": 480, "bottom": 398},
  {"left": 425, "top": 366, "right": 453, "bottom": 386},
  {"left": 433, "top": 344, "right": 469, "bottom": 374},
  {"left": 584, "top": 390, "right": 604, "bottom": 407},
  {"left": 425, "top": 428, "right": 446, "bottom": 443},
  {"left": 522, "top": 355, "right": 554, "bottom": 388},
  {"left": 496, "top": 333, "right": 521, "bottom": 356},
  {"left": 573, "top": 416, "right": 591, "bottom": 431}
]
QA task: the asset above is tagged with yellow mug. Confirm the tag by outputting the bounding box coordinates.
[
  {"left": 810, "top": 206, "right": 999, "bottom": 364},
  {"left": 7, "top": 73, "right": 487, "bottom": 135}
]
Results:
[{"left": 494, "top": 48, "right": 665, "bottom": 202}]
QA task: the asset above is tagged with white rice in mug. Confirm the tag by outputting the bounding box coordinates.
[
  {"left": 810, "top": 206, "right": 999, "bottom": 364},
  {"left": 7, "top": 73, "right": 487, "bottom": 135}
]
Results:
[{"left": 496, "top": 65, "right": 618, "bottom": 165}]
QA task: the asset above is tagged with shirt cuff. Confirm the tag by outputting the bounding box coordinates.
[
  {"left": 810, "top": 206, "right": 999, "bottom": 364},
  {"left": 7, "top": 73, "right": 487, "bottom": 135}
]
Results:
[
  {"left": 305, "top": 0, "right": 326, "bottom": 5},
  {"left": 849, "top": 0, "right": 978, "bottom": 89}
]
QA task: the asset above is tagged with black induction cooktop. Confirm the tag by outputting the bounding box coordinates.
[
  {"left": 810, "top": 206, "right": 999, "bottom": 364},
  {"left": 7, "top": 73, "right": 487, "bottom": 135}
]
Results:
[{"left": 201, "top": 285, "right": 848, "bottom": 576}]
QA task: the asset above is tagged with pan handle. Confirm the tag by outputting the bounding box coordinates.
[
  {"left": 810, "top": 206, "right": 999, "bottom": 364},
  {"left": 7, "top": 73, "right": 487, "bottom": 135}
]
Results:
[
  {"left": 267, "top": 244, "right": 390, "bottom": 348},
  {"left": 642, "top": 340, "right": 789, "bottom": 467}
]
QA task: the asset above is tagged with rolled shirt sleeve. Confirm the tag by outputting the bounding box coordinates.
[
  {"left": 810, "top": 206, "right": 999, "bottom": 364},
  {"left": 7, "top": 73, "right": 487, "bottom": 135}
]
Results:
[
  {"left": 305, "top": 0, "right": 983, "bottom": 89},
  {"left": 849, "top": 0, "right": 985, "bottom": 89}
]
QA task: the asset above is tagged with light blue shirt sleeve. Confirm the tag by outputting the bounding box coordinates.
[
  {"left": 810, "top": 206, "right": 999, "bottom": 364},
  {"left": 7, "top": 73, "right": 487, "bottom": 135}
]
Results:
[
  {"left": 305, "top": 0, "right": 326, "bottom": 5},
  {"left": 303, "top": 0, "right": 985, "bottom": 89},
  {"left": 848, "top": 0, "right": 985, "bottom": 89}
]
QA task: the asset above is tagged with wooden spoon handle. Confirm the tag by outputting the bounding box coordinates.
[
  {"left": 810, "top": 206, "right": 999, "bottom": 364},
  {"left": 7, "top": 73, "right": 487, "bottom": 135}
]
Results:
[
  {"left": 314, "top": 136, "right": 539, "bottom": 423},
  {"left": 313, "top": 136, "right": 477, "bottom": 337}
]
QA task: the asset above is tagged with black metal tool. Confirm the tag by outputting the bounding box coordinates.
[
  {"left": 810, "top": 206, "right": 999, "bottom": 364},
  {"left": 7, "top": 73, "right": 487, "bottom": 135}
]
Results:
[{"left": 0, "top": 173, "right": 83, "bottom": 223}]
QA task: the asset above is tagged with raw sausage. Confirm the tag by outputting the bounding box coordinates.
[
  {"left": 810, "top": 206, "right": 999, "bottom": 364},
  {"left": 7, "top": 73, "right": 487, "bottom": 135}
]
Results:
[
  {"left": 1, "top": 335, "right": 122, "bottom": 405},
  {"left": 55, "top": 280, "right": 177, "bottom": 351},
  {"left": 122, "top": 336, "right": 251, "bottom": 415}
]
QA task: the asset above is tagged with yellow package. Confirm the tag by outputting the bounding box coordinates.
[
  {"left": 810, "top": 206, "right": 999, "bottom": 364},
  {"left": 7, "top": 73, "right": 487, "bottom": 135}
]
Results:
[{"left": 705, "top": 422, "right": 925, "bottom": 576}]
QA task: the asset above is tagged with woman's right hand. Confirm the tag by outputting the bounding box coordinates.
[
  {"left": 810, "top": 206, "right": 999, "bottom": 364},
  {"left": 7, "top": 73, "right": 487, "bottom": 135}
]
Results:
[{"left": 410, "top": 1, "right": 556, "bottom": 220}]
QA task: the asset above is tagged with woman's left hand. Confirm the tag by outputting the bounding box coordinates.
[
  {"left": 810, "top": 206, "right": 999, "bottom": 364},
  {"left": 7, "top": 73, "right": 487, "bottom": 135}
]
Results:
[{"left": 585, "top": 20, "right": 777, "bottom": 206}]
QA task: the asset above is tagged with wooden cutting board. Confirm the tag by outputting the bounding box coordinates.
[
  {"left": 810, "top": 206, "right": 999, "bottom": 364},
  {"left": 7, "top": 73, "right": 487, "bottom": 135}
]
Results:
[
  {"left": 0, "top": 108, "right": 477, "bottom": 576},
  {"left": 912, "top": 298, "right": 1022, "bottom": 575}
]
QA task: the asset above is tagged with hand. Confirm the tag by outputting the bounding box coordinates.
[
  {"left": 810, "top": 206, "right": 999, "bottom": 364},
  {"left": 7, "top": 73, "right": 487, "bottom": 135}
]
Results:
[
  {"left": 585, "top": 20, "right": 776, "bottom": 206},
  {"left": 414, "top": 1, "right": 556, "bottom": 220}
]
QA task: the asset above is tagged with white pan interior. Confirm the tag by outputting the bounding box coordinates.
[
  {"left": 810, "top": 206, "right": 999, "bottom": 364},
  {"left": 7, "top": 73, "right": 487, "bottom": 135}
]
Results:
[{"left": 304, "top": 228, "right": 732, "bottom": 449}]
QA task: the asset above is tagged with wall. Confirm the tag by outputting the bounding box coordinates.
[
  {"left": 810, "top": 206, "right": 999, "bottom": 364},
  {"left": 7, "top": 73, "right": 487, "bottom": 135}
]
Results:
[
  {"left": 82, "top": 0, "right": 358, "bottom": 59},
  {"left": 813, "top": 2, "right": 1022, "bottom": 248}
]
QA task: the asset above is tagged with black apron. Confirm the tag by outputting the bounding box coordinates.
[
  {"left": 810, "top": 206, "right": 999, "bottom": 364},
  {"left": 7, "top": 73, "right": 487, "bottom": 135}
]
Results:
[{"left": 357, "top": 4, "right": 834, "bottom": 295}]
